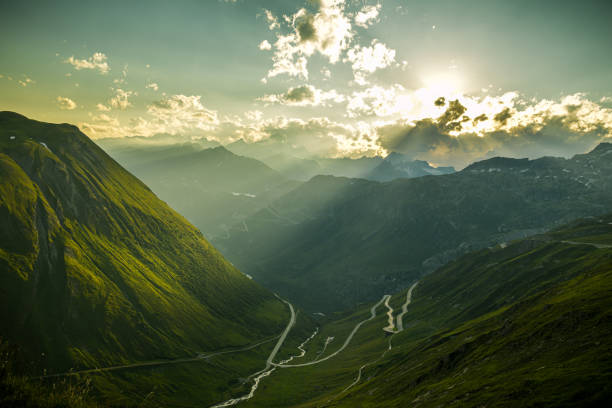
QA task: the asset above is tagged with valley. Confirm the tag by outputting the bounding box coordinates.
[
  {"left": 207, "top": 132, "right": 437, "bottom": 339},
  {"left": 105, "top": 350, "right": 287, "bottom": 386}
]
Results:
[
  {"left": 1, "top": 113, "right": 610, "bottom": 408},
  {"left": 3, "top": 1, "right": 612, "bottom": 406}
]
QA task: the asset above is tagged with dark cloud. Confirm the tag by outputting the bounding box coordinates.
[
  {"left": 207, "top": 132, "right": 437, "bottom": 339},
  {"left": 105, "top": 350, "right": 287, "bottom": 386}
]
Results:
[
  {"left": 296, "top": 13, "right": 317, "bottom": 43},
  {"left": 473, "top": 113, "right": 488, "bottom": 124},
  {"left": 377, "top": 113, "right": 609, "bottom": 168},
  {"left": 285, "top": 85, "right": 316, "bottom": 103},
  {"left": 434, "top": 96, "right": 446, "bottom": 107},
  {"left": 438, "top": 99, "right": 468, "bottom": 131},
  {"left": 494, "top": 107, "right": 512, "bottom": 125}
]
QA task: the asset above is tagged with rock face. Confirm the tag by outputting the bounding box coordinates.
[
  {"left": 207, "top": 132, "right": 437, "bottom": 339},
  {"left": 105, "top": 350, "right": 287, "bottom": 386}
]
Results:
[
  {"left": 0, "top": 112, "right": 287, "bottom": 373},
  {"left": 215, "top": 143, "right": 612, "bottom": 313}
]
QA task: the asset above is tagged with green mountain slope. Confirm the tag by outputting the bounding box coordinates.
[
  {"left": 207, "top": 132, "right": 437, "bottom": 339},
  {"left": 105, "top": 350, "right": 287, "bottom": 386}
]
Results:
[
  {"left": 98, "top": 140, "right": 300, "bottom": 238},
  {"left": 0, "top": 112, "right": 288, "bottom": 382},
  {"left": 215, "top": 143, "right": 612, "bottom": 313},
  {"left": 241, "top": 214, "right": 612, "bottom": 408}
]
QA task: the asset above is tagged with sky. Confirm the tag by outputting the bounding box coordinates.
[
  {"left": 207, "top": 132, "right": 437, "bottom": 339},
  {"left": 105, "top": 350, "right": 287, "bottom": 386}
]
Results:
[{"left": 1, "top": 0, "right": 612, "bottom": 167}]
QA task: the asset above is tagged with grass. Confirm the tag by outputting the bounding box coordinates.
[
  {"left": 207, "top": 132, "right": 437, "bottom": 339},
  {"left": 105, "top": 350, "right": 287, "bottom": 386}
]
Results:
[
  {"left": 234, "top": 214, "right": 612, "bottom": 407},
  {"left": 0, "top": 112, "right": 290, "bottom": 405}
]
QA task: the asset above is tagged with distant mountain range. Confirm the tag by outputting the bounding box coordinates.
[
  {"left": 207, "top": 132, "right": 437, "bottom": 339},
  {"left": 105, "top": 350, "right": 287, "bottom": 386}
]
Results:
[
  {"left": 226, "top": 138, "right": 455, "bottom": 181},
  {"left": 0, "top": 112, "right": 289, "bottom": 405},
  {"left": 97, "top": 140, "right": 300, "bottom": 238},
  {"left": 214, "top": 143, "right": 612, "bottom": 313},
  {"left": 368, "top": 151, "right": 455, "bottom": 181},
  {"left": 99, "top": 138, "right": 457, "bottom": 238}
]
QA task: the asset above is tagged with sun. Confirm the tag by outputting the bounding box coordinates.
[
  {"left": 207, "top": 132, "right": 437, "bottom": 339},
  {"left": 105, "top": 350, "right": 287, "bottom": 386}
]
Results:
[{"left": 420, "top": 71, "right": 465, "bottom": 95}]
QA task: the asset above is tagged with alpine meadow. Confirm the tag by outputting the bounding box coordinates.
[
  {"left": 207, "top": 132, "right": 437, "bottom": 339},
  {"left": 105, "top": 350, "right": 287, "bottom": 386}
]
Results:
[{"left": 1, "top": 1, "right": 611, "bottom": 407}]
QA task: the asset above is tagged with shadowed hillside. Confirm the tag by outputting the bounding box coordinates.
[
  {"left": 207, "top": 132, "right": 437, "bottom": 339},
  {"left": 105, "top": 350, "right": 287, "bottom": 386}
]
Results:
[{"left": 215, "top": 143, "right": 612, "bottom": 312}]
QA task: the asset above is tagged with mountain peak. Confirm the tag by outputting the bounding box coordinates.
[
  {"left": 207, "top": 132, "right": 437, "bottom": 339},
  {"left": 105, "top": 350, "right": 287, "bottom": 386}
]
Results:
[{"left": 589, "top": 142, "right": 612, "bottom": 154}]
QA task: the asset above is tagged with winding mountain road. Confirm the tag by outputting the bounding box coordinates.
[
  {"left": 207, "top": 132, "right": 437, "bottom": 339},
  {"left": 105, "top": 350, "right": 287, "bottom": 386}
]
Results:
[
  {"left": 382, "top": 296, "right": 396, "bottom": 333},
  {"left": 333, "top": 281, "right": 419, "bottom": 399},
  {"left": 37, "top": 336, "right": 280, "bottom": 380},
  {"left": 272, "top": 294, "right": 389, "bottom": 368},
  {"left": 210, "top": 296, "right": 296, "bottom": 407},
  {"left": 561, "top": 240, "right": 612, "bottom": 249},
  {"left": 395, "top": 282, "right": 419, "bottom": 332}
]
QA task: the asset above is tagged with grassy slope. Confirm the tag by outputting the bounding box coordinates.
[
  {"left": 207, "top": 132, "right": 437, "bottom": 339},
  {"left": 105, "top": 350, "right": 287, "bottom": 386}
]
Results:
[
  {"left": 0, "top": 112, "right": 290, "bottom": 405},
  {"left": 241, "top": 214, "right": 612, "bottom": 407}
]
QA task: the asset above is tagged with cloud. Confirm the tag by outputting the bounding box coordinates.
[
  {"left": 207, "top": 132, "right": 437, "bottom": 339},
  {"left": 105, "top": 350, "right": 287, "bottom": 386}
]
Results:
[
  {"left": 265, "top": 0, "right": 353, "bottom": 79},
  {"left": 113, "top": 64, "right": 128, "bottom": 84},
  {"left": 259, "top": 84, "right": 345, "bottom": 106},
  {"left": 80, "top": 94, "right": 220, "bottom": 139},
  {"left": 347, "top": 84, "right": 410, "bottom": 117},
  {"left": 146, "top": 94, "right": 219, "bottom": 133},
  {"left": 240, "top": 116, "right": 365, "bottom": 157},
  {"left": 18, "top": 76, "right": 35, "bottom": 87},
  {"left": 494, "top": 107, "right": 512, "bottom": 125},
  {"left": 96, "top": 103, "right": 111, "bottom": 111},
  {"left": 146, "top": 82, "right": 159, "bottom": 91},
  {"left": 375, "top": 93, "right": 612, "bottom": 168},
  {"left": 437, "top": 99, "right": 468, "bottom": 131},
  {"left": 109, "top": 88, "right": 135, "bottom": 110},
  {"left": 65, "top": 52, "right": 110, "bottom": 74},
  {"left": 345, "top": 39, "right": 396, "bottom": 84},
  {"left": 57, "top": 96, "right": 77, "bottom": 110},
  {"left": 259, "top": 40, "right": 272, "bottom": 51},
  {"left": 354, "top": 4, "right": 381, "bottom": 28},
  {"left": 264, "top": 9, "right": 280, "bottom": 30},
  {"left": 245, "top": 110, "right": 263, "bottom": 121}
]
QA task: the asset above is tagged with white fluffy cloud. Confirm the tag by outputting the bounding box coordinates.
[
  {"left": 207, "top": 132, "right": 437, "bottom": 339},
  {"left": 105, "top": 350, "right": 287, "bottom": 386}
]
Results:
[
  {"left": 265, "top": 0, "right": 353, "bottom": 79},
  {"left": 347, "top": 84, "right": 409, "bottom": 117},
  {"left": 57, "top": 96, "right": 77, "bottom": 110},
  {"left": 146, "top": 94, "right": 219, "bottom": 133},
  {"left": 346, "top": 40, "right": 396, "bottom": 85},
  {"left": 264, "top": 9, "right": 280, "bottom": 30},
  {"left": 259, "top": 40, "right": 272, "bottom": 51},
  {"left": 65, "top": 52, "right": 110, "bottom": 74},
  {"left": 110, "top": 88, "right": 135, "bottom": 110},
  {"left": 259, "top": 84, "right": 345, "bottom": 107},
  {"left": 354, "top": 4, "right": 381, "bottom": 28},
  {"left": 81, "top": 94, "right": 219, "bottom": 139}
]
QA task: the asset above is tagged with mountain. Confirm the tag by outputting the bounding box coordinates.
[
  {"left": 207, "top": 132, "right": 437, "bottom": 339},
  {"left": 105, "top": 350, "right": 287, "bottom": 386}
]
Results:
[
  {"left": 225, "top": 139, "right": 387, "bottom": 181},
  {"left": 368, "top": 151, "right": 455, "bottom": 181},
  {"left": 97, "top": 133, "right": 220, "bottom": 151},
  {"left": 225, "top": 138, "right": 456, "bottom": 182},
  {"left": 242, "top": 213, "right": 612, "bottom": 407},
  {"left": 214, "top": 143, "right": 612, "bottom": 313},
  {"left": 98, "top": 141, "right": 301, "bottom": 238},
  {"left": 0, "top": 112, "right": 289, "bottom": 405}
]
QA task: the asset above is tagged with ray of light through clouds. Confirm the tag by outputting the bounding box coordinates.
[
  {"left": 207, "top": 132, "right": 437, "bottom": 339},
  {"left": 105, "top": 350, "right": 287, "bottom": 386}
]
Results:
[{"left": 1, "top": 0, "right": 611, "bottom": 167}]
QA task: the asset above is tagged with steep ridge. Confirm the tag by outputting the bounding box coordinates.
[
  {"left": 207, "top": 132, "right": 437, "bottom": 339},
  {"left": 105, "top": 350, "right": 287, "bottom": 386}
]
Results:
[
  {"left": 242, "top": 214, "right": 612, "bottom": 407},
  {"left": 0, "top": 112, "right": 288, "bottom": 380},
  {"left": 215, "top": 143, "right": 612, "bottom": 312}
]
